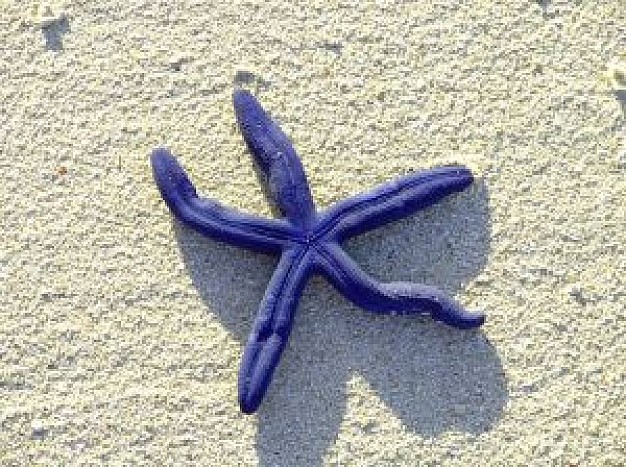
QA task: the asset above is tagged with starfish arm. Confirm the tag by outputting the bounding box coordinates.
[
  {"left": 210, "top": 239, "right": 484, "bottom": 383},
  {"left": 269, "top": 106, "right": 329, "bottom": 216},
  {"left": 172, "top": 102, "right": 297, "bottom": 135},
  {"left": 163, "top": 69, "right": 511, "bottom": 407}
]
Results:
[
  {"left": 233, "top": 89, "right": 317, "bottom": 229},
  {"left": 318, "top": 166, "right": 474, "bottom": 242},
  {"left": 238, "top": 247, "right": 313, "bottom": 414},
  {"left": 316, "top": 243, "right": 485, "bottom": 329},
  {"left": 151, "top": 148, "right": 296, "bottom": 254}
]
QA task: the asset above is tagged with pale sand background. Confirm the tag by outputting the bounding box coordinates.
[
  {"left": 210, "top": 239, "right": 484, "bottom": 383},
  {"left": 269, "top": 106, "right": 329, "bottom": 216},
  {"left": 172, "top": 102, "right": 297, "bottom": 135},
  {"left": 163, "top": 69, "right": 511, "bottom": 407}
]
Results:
[{"left": 1, "top": 1, "right": 625, "bottom": 465}]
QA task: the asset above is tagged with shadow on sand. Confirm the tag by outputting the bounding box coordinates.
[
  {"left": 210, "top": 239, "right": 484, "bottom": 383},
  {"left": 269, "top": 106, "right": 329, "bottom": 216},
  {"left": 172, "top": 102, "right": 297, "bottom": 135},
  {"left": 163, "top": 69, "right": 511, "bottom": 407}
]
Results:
[
  {"left": 42, "top": 15, "right": 70, "bottom": 52},
  {"left": 174, "top": 178, "right": 508, "bottom": 466}
]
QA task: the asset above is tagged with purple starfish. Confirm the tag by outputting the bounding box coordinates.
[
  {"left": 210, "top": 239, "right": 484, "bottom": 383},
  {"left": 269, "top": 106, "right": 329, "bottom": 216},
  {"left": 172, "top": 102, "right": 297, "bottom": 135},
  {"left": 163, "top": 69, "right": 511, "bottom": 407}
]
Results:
[{"left": 151, "top": 90, "right": 485, "bottom": 414}]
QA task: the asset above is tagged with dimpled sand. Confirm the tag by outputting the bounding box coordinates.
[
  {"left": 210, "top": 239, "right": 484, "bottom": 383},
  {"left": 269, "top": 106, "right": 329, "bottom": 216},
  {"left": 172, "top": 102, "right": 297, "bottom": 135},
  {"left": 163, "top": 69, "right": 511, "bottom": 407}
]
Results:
[{"left": 0, "top": 1, "right": 624, "bottom": 465}]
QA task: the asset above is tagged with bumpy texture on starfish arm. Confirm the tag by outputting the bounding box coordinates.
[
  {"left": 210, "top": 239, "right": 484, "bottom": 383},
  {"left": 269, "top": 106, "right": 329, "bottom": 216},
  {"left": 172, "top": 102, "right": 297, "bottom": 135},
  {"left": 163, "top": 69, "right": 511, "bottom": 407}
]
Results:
[
  {"left": 238, "top": 247, "right": 314, "bottom": 413},
  {"left": 234, "top": 89, "right": 317, "bottom": 230},
  {"left": 318, "top": 166, "right": 474, "bottom": 242},
  {"left": 151, "top": 89, "right": 486, "bottom": 414}
]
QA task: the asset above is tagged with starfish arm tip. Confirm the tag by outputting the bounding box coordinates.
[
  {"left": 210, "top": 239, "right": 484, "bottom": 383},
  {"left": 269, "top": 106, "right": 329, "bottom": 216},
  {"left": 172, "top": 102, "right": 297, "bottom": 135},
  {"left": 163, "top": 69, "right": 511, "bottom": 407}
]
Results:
[
  {"left": 238, "top": 344, "right": 268, "bottom": 414},
  {"left": 431, "top": 300, "right": 486, "bottom": 329},
  {"left": 239, "top": 395, "right": 259, "bottom": 415},
  {"left": 453, "top": 166, "right": 474, "bottom": 188},
  {"left": 238, "top": 332, "right": 288, "bottom": 415},
  {"left": 150, "top": 147, "right": 197, "bottom": 205}
]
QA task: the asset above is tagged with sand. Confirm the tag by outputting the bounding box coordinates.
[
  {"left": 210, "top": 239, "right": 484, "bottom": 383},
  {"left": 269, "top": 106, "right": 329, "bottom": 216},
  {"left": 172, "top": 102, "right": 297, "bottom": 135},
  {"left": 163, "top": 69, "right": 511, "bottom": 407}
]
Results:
[{"left": 1, "top": 1, "right": 624, "bottom": 465}]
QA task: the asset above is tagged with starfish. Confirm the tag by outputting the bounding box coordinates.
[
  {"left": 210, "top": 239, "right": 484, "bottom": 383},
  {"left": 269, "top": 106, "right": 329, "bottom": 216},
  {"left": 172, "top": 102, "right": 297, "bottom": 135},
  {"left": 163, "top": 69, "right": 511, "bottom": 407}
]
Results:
[{"left": 151, "top": 90, "right": 486, "bottom": 414}]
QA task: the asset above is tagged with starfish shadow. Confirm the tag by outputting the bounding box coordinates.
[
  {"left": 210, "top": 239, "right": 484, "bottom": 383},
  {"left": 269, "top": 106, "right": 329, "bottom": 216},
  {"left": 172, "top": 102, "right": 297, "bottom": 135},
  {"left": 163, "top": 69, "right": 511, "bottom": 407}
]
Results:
[{"left": 174, "top": 178, "right": 507, "bottom": 466}]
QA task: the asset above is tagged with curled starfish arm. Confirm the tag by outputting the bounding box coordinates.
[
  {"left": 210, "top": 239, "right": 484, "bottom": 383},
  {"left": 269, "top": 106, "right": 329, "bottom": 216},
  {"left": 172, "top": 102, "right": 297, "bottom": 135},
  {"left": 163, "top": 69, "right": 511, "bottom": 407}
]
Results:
[
  {"left": 233, "top": 89, "right": 317, "bottom": 229},
  {"left": 151, "top": 148, "right": 296, "bottom": 254},
  {"left": 316, "top": 243, "right": 485, "bottom": 329},
  {"left": 319, "top": 166, "right": 474, "bottom": 242},
  {"left": 238, "top": 247, "right": 313, "bottom": 414}
]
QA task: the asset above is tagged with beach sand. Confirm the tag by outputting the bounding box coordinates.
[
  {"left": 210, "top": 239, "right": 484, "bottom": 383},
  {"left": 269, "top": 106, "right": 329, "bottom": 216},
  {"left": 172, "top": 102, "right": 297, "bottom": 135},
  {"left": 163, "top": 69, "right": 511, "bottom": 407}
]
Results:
[{"left": 1, "top": 1, "right": 624, "bottom": 465}]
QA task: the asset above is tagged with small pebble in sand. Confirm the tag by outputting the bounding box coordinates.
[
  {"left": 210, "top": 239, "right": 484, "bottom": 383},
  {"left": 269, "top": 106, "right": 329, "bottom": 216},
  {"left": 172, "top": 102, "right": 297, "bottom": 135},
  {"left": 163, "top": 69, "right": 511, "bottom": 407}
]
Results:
[
  {"left": 568, "top": 285, "right": 586, "bottom": 305},
  {"left": 30, "top": 419, "right": 46, "bottom": 439},
  {"left": 168, "top": 53, "right": 192, "bottom": 72}
]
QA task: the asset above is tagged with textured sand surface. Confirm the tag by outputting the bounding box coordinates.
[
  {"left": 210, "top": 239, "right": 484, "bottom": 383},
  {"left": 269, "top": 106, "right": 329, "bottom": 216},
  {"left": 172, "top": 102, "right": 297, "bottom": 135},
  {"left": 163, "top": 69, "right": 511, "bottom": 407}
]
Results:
[{"left": 1, "top": 1, "right": 625, "bottom": 465}]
